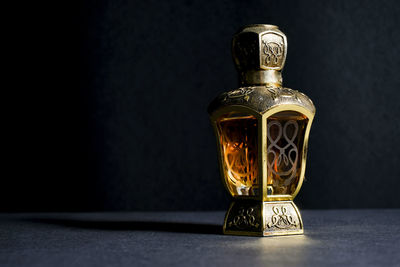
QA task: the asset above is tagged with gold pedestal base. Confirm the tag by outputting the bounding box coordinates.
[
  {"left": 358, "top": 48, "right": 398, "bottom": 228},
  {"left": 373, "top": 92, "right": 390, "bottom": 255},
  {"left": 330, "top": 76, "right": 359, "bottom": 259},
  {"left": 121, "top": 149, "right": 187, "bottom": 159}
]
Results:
[{"left": 223, "top": 200, "right": 304, "bottom": 237}]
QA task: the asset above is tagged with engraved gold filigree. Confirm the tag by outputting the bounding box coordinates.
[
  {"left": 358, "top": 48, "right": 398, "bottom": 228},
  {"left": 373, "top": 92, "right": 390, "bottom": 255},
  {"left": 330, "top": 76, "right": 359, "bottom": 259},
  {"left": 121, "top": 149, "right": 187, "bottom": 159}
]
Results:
[
  {"left": 228, "top": 207, "right": 260, "bottom": 229},
  {"left": 227, "top": 88, "right": 254, "bottom": 99},
  {"left": 260, "top": 31, "right": 286, "bottom": 70},
  {"left": 266, "top": 206, "right": 297, "bottom": 229},
  {"left": 263, "top": 41, "right": 283, "bottom": 65},
  {"left": 210, "top": 85, "right": 315, "bottom": 115}
]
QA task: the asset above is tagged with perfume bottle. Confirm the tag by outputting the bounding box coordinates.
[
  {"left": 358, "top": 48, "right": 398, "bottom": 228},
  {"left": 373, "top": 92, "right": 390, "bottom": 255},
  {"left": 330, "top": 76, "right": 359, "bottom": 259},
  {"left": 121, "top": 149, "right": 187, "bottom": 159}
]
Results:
[{"left": 208, "top": 24, "right": 315, "bottom": 236}]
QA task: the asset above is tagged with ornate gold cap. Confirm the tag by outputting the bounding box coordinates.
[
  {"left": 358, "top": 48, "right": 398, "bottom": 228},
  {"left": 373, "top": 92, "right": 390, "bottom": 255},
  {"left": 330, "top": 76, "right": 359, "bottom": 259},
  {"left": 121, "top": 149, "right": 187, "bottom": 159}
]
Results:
[{"left": 232, "top": 24, "right": 287, "bottom": 86}]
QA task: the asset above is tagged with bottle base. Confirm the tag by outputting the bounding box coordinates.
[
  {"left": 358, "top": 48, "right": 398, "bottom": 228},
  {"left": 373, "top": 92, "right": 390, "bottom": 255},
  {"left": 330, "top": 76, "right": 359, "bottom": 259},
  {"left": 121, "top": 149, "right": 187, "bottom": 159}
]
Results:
[{"left": 223, "top": 199, "right": 303, "bottom": 237}]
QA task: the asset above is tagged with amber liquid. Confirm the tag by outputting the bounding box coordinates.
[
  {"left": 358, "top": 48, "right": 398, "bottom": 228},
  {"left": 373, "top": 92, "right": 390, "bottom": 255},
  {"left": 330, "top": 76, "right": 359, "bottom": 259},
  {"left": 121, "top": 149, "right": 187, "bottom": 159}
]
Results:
[
  {"left": 217, "top": 115, "right": 258, "bottom": 196},
  {"left": 217, "top": 111, "right": 308, "bottom": 197}
]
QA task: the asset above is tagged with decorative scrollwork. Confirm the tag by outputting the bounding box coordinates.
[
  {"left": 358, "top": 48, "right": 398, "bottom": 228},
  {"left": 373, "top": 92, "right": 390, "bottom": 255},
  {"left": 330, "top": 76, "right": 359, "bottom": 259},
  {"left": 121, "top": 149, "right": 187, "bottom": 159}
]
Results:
[
  {"left": 267, "top": 206, "right": 297, "bottom": 229},
  {"left": 267, "top": 120, "right": 299, "bottom": 180},
  {"left": 263, "top": 41, "right": 283, "bottom": 66},
  {"left": 227, "top": 87, "right": 254, "bottom": 99},
  {"left": 266, "top": 86, "right": 279, "bottom": 100},
  {"left": 228, "top": 207, "right": 259, "bottom": 229}
]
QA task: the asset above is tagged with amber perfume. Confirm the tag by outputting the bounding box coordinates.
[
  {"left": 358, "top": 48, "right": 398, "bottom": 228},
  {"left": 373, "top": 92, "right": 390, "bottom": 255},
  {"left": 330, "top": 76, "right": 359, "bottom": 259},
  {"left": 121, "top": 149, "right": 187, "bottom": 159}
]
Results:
[{"left": 208, "top": 24, "right": 315, "bottom": 236}]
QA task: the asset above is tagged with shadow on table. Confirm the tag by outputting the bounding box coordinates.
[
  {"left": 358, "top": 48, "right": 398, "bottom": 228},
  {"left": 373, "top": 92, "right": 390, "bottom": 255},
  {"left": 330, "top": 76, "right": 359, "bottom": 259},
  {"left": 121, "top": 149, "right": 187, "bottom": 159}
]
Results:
[{"left": 24, "top": 217, "right": 223, "bottom": 235}]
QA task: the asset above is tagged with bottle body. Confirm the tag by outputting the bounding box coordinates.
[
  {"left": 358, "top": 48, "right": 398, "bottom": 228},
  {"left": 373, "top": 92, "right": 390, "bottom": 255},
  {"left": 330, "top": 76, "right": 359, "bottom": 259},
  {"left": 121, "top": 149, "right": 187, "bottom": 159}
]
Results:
[{"left": 209, "top": 85, "right": 315, "bottom": 201}]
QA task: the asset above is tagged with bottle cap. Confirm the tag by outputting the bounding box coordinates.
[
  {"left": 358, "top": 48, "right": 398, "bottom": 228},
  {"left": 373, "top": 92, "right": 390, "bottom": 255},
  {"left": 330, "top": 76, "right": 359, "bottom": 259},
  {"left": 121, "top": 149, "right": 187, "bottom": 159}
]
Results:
[{"left": 232, "top": 24, "right": 287, "bottom": 86}]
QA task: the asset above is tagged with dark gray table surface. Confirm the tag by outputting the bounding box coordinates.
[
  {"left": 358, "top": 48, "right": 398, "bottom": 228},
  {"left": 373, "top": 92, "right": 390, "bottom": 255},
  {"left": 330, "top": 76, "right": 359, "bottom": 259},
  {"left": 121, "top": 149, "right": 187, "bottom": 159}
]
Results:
[{"left": 1, "top": 210, "right": 399, "bottom": 267}]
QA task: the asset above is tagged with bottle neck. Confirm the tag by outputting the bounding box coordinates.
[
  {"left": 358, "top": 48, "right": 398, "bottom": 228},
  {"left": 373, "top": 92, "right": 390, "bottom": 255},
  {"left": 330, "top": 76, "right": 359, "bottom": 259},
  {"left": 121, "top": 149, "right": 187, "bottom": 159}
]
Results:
[{"left": 239, "top": 70, "right": 282, "bottom": 87}]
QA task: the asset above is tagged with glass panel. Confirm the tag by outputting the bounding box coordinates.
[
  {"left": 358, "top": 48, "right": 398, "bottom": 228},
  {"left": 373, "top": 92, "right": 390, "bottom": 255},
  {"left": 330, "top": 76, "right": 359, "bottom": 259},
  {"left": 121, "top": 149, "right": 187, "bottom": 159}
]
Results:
[
  {"left": 217, "top": 113, "right": 258, "bottom": 196},
  {"left": 267, "top": 111, "right": 308, "bottom": 196}
]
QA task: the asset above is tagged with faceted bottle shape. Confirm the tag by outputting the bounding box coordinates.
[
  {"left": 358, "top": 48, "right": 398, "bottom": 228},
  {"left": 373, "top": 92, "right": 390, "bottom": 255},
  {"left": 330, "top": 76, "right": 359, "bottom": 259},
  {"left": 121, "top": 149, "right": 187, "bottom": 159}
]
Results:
[{"left": 208, "top": 24, "right": 315, "bottom": 236}]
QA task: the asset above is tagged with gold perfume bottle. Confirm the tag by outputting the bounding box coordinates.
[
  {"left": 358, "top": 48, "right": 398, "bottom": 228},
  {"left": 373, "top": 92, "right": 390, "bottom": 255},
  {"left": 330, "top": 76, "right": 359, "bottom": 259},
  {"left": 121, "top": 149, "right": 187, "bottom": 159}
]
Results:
[{"left": 208, "top": 24, "right": 315, "bottom": 236}]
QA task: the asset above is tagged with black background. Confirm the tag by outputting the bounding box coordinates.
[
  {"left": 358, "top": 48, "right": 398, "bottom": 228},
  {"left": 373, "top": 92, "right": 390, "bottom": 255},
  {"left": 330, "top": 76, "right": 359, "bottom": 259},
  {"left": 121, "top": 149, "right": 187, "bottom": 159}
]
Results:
[{"left": 3, "top": 0, "right": 400, "bottom": 212}]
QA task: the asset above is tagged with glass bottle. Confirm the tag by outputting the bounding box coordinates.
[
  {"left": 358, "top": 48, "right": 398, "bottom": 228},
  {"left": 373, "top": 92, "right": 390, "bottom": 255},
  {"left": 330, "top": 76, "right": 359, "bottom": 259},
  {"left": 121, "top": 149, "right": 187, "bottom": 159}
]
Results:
[{"left": 208, "top": 24, "right": 316, "bottom": 236}]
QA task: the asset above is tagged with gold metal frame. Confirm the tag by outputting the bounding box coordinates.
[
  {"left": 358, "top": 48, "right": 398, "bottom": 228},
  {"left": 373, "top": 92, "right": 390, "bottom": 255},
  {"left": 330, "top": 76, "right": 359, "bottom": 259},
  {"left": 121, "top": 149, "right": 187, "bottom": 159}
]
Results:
[{"left": 209, "top": 86, "right": 315, "bottom": 236}]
